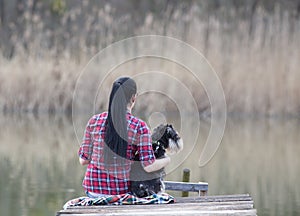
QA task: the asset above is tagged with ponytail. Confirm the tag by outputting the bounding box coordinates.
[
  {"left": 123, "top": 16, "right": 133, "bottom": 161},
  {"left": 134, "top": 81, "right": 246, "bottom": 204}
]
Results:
[{"left": 104, "top": 77, "right": 137, "bottom": 163}]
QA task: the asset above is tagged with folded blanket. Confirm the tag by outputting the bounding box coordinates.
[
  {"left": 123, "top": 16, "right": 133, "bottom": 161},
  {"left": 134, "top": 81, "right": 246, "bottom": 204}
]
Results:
[{"left": 63, "top": 193, "right": 175, "bottom": 209}]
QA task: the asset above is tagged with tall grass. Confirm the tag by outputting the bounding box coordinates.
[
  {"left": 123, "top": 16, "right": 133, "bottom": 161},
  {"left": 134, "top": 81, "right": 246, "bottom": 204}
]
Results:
[{"left": 0, "top": 2, "right": 299, "bottom": 116}]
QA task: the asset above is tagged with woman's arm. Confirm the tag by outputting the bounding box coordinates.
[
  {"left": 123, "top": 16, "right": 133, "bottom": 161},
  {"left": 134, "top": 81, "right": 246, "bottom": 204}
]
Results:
[
  {"left": 78, "top": 117, "right": 94, "bottom": 165},
  {"left": 137, "top": 120, "right": 171, "bottom": 172},
  {"left": 143, "top": 155, "right": 170, "bottom": 173}
]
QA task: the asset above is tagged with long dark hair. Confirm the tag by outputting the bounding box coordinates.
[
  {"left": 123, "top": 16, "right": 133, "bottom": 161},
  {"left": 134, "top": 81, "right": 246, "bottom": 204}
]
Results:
[{"left": 104, "top": 77, "right": 137, "bottom": 163}]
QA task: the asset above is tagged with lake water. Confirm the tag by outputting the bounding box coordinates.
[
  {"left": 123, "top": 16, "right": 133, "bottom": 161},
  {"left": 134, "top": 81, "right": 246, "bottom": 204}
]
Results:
[{"left": 0, "top": 114, "right": 299, "bottom": 215}]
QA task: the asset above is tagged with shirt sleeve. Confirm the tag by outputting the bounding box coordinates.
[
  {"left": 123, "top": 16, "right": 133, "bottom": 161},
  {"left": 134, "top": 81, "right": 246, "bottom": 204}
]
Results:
[
  {"left": 78, "top": 117, "right": 94, "bottom": 160},
  {"left": 137, "top": 120, "right": 155, "bottom": 167}
]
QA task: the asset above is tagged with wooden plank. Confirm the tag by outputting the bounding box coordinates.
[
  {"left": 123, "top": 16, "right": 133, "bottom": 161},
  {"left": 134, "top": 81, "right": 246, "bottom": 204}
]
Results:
[
  {"left": 176, "top": 194, "right": 253, "bottom": 203},
  {"left": 164, "top": 181, "right": 208, "bottom": 192},
  {"left": 60, "top": 194, "right": 253, "bottom": 210},
  {"left": 66, "top": 200, "right": 253, "bottom": 209},
  {"left": 58, "top": 205, "right": 256, "bottom": 216},
  {"left": 62, "top": 201, "right": 254, "bottom": 212},
  {"left": 58, "top": 207, "right": 256, "bottom": 216},
  {"left": 58, "top": 209, "right": 257, "bottom": 216}
]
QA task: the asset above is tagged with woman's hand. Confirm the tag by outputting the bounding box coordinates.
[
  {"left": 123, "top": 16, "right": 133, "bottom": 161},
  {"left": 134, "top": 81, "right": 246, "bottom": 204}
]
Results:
[
  {"left": 143, "top": 155, "right": 171, "bottom": 173},
  {"left": 79, "top": 157, "right": 90, "bottom": 165}
]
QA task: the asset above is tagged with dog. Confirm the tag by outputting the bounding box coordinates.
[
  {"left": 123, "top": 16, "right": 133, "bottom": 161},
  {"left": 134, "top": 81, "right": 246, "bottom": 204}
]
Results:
[{"left": 130, "top": 124, "right": 183, "bottom": 198}]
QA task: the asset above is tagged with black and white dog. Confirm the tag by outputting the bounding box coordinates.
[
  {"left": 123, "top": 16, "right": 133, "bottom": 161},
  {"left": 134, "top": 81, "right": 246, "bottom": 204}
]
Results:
[{"left": 130, "top": 124, "right": 183, "bottom": 197}]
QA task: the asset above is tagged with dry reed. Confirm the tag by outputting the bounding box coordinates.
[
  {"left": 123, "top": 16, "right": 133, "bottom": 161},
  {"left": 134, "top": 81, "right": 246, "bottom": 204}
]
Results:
[{"left": 0, "top": 2, "right": 299, "bottom": 116}]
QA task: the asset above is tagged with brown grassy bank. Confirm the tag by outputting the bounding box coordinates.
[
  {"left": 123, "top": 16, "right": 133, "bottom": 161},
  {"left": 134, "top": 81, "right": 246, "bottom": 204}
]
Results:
[{"left": 0, "top": 2, "right": 299, "bottom": 117}]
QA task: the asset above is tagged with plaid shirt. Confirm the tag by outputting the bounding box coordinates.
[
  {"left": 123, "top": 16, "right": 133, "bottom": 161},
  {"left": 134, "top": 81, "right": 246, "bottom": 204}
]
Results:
[{"left": 78, "top": 112, "right": 155, "bottom": 195}]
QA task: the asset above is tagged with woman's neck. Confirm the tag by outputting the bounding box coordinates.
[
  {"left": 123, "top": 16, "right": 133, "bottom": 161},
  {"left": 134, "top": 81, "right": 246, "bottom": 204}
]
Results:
[{"left": 127, "top": 104, "right": 132, "bottom": 113}]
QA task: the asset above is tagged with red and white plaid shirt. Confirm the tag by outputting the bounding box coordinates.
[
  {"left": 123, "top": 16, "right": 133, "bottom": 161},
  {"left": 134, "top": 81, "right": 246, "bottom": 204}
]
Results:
[{"left": 78, "top": 111, "right": 155, "bottom": 195}]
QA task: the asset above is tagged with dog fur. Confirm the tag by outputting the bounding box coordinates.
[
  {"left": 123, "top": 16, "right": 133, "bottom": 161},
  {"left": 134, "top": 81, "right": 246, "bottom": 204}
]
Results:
[{"left": 130, "top": 124, "right": 183, "bottom": 197}]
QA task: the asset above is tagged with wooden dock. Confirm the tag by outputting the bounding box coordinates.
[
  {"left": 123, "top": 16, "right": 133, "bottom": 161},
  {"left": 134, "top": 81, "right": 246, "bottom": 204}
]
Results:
[
  {"left": 57, "top": 194, "right": 256, "bottom": 215},
  {"left": 57, "top": 181, "right": 256, "bottom": 216}
]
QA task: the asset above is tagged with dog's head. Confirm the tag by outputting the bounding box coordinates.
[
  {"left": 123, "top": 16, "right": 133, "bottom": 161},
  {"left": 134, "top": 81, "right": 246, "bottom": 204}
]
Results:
[{"left": 152, "top": 124, "right": 183, "bottom": 156}]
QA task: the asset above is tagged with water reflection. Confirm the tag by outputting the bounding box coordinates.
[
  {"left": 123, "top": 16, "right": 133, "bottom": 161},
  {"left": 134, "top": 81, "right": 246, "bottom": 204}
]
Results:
[
  {"left": 0, "top": 114, "right": 83, "bottom": 216},
  {"left": 167, "top": 118, "right": 300, "bottom": 215},
  {"left": 0, "top": 114, "right": 299, "bottom": 216}
]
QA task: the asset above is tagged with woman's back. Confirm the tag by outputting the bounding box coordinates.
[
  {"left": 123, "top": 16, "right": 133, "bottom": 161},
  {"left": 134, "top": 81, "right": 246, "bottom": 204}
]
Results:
[{"left": 79, "top": 111, "right": 155, "bottom": 195}]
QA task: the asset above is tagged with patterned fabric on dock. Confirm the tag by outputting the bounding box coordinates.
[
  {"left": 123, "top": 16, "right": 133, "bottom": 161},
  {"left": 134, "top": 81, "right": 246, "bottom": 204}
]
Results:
[{"left": 63, "top": 193, "right": 175, "bottom": 209}]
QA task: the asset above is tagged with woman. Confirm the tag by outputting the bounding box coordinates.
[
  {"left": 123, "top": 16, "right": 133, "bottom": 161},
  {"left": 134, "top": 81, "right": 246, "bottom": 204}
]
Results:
[{"left": 78, "top": 77, "right": 170, "bottom": 198}]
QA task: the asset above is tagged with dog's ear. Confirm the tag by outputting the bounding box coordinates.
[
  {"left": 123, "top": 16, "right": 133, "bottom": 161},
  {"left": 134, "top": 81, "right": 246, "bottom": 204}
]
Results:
[
  {"left": 152, "top": 124, "right": 166, "bottom": 141},
  {"left": 166, "top": 124, "right": 172, "bottom": 128}
]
